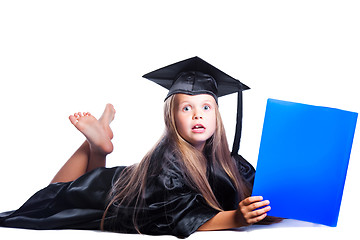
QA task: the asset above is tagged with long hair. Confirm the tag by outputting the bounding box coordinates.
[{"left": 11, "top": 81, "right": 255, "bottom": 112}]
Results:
[{"left": 101, "top": 94, "right": 251, "bottom": 232}]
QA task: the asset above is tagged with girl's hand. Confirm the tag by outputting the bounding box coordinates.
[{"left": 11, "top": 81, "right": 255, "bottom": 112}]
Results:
[{"left": 235, "top": 196, "right": 271, "bottom": 226}]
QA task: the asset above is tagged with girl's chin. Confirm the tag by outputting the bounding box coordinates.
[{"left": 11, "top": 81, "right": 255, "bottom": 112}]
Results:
[{"left": 187, "top": 138, "right": 210, "bottom": 150}]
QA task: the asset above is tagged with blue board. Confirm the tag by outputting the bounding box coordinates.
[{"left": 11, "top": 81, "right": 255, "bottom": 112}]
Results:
[{"left": 252, "top": 99, "right": 358, "bottom": 226}]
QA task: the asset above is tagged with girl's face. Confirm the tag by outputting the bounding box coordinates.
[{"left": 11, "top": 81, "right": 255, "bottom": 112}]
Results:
[{"left": 174, "top": 93, "right": 217, "bottom": 151}]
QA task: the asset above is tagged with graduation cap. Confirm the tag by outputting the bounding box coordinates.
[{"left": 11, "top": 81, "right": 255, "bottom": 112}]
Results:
[{"left": 142, "top": 56, "right": 250, "bottom": 155}]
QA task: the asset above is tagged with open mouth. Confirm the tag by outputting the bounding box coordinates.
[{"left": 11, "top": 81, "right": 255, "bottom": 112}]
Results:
[
  {"left": 192, "top": 124, "right": 206, "bottom": 133},
  {"left": 192, "top": 124, "right": 205, "bottom": 129}
]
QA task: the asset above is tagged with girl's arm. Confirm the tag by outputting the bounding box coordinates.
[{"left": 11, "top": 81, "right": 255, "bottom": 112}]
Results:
[{"left": 198, "top": 196, "right": 270, "bottom": 231}]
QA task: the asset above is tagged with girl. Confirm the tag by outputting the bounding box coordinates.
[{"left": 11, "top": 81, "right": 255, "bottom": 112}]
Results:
[{"left": 0, "top": 57, "right": 273, "bottom": 238}]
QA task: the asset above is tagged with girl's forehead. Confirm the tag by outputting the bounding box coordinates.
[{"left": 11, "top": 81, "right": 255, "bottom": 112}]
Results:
[{"left": 174, "top": 93, "right": 216, "bottom": 104}]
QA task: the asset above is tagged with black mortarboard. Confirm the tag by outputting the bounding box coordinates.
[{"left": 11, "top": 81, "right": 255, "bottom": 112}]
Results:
[{"left": 142, "top": 56, "right": 250, "bottom": 155}]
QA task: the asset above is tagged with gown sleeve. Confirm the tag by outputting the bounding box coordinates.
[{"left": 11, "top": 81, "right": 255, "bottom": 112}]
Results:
[
  {"left": 0, "top": 166, "right": 125, "bottom": 230},
  {"left": 107, "top": 159, "right": 220, "bottom": 238}
]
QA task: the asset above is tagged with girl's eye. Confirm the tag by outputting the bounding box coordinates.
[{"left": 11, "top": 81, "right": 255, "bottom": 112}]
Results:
[
  {"left": 183, "top": 106, "right": 192, "bottom": 112},
  {"left": 203, "top": 105, "right": 210, "bottom": 111}
]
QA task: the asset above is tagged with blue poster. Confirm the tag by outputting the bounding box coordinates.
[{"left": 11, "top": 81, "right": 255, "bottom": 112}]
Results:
[{"left": 252, "top": 99, "right": 358, "bottom": 226}]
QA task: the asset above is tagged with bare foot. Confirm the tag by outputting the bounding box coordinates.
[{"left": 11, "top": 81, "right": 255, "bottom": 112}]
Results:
[
  {"left": 69, "top": 111, "right": 113, "bottom": 155},
  {"left": 99, "top": 104, "right": 116, "bottom": 140}
]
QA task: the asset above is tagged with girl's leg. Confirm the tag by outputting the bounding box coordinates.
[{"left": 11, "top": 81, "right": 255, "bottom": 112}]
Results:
[
  {"left": 50, "top": 104, "right": 115, "bottom": 184},
  {"left": 50, "top": 140, "right": 90, "bottom": 183},
  {"left": 86, "top": 104, "right": 115, "bottom": 172}
]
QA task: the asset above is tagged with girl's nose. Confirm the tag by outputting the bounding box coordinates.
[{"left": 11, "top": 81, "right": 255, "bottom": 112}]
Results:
[{"left": 193, "top": 114, "right": 203, "bottom": 120}]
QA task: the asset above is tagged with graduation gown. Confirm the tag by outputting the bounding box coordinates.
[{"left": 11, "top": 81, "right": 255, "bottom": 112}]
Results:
[{"left": 0, "top": 153, "right": 254, "bottom": 238}]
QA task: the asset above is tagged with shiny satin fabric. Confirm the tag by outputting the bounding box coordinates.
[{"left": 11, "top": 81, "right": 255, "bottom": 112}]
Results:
[
  {"left": 0, "top": 167, "right": 124, "bottom": 230},
  {"left": 0, "top": 154, "right": 254, "bottom": 238}
]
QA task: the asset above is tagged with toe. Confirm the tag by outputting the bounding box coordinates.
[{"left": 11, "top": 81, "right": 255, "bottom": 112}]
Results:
[{"left": 69, "top": 115, "right": 78, "bottom": 125}]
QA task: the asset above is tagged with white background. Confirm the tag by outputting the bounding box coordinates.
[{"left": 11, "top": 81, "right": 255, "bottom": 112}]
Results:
[{"left": 0, "top": 1, "right": 359, "bottom": 239}]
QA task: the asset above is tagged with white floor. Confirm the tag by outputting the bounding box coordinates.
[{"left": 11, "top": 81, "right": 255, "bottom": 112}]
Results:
[{"left": 0, "top": 219, "right": 357, "bottom": 240}]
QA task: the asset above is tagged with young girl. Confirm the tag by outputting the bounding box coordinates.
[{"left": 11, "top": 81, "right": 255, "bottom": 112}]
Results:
[{"left": 0, "top": 57, "right": 272, "bottom": 238}]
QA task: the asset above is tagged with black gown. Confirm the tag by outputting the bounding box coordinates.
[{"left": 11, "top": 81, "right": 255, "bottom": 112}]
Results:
[{"left": 0, "top": 152, "right": 254, "bottom": 238}]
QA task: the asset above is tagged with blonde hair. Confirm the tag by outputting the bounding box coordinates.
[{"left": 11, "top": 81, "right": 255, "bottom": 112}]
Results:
[{"left": 101, "top": 94, "right": 251, "bottom": 232}]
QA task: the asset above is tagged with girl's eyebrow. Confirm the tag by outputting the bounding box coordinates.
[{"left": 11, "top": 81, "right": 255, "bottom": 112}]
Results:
[
  {"left": 202, "top": 100, "right": 215, "bottom": 106},
  {"left": 176, "top": 101, "right": 191, "bottom": 110},
  {"left": 179, "top": 100, "right": 214, "bottom": 106},
  {"left": 178, "top": 101, "right": 190, "bottom": 106}
]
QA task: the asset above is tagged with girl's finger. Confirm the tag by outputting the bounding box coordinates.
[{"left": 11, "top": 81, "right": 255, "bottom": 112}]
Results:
[
  {"left": 249, "top": 205, "right": 271, "bottom": 218},
  {"left": 248, "top": 200, "right": 270, "bottom": 211},
  {"left": 240, "top": 196, "right": 263, "bottom": 206},
  {"left": 249, "top": 212, "right": 268, "bottom": 225}
]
